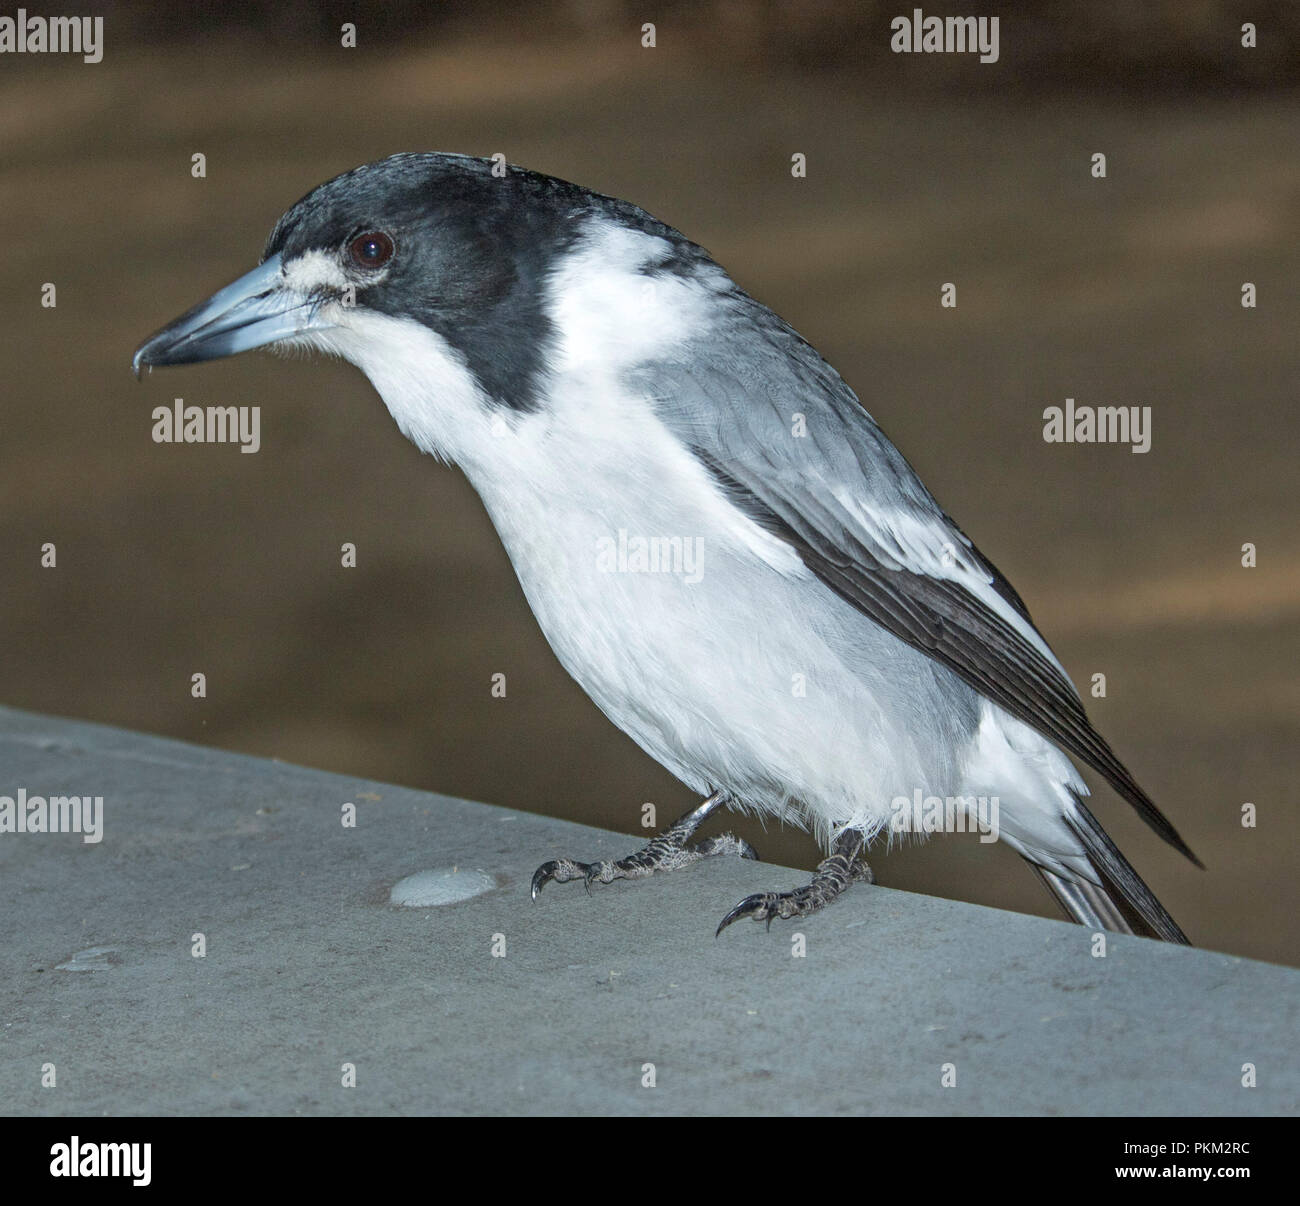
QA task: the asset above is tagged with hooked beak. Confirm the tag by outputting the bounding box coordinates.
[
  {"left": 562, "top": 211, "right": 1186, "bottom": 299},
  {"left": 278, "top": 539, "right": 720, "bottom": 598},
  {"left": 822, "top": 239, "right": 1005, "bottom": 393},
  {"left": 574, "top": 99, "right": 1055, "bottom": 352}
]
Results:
[{"left": 131, "top": 254, "right": 332, "bottom": 378}]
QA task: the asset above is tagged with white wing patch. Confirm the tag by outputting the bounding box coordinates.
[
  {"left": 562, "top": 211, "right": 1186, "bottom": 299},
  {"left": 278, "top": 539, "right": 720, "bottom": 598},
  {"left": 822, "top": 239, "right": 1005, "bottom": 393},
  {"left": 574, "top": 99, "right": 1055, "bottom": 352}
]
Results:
[{"left": 831, "top": 490, "right": 1069, "bottom": 679}]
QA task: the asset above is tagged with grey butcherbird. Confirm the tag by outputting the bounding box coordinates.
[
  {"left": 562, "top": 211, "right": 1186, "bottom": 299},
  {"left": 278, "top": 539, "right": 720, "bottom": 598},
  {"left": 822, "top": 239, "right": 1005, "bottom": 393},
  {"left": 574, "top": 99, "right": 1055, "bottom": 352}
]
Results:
[{"left": 133, "top": 153, "right": 1200, "bottom": 940}]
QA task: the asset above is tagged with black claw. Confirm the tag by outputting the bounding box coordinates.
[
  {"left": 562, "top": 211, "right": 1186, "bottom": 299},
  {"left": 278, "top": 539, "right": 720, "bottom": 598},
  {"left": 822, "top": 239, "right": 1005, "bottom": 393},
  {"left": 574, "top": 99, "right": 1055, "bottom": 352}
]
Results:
[
  {"left": 715, "top": 894, "right": 765, "bottom": 936},
  {"left": 714, "top": 909, "right": 742, "bottom": 938},
  {"left": 531, "top": 862, "right": 557, "bottom": 900}
]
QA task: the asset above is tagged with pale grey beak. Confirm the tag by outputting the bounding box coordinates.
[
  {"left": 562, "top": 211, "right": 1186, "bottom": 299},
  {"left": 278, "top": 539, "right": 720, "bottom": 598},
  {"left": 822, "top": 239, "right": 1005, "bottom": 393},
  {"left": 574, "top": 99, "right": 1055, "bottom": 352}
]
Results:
[{"left": 131, "top": 254, "right": 330, "bottom": 378}]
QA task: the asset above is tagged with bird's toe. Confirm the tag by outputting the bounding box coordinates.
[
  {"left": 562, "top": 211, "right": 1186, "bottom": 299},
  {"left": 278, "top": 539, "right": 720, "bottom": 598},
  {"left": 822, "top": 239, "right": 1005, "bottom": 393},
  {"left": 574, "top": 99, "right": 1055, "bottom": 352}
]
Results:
[
  {"left": 530, "top": 858, "right": 585, "bottom": 899},
  {"left": 715, "top": 892, "right": 780, "bottom": 936}
]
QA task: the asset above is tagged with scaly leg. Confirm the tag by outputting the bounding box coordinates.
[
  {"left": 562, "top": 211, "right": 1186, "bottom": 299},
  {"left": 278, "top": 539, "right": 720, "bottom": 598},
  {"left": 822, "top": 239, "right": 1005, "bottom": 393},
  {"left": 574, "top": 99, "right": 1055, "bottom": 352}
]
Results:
[
  {"left": 531, "top": 790, "right": 756, "bottom": 898},
  {"left": 715, "top": 829, "right": 873, "bottom": 935}
]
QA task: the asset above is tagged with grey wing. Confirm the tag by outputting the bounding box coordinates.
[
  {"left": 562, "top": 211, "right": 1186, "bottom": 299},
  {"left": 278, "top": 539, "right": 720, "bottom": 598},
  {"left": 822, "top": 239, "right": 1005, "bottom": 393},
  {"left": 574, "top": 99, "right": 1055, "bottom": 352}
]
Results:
[{"left": 637, "top": 297, "right": 1199, "bottom": 865}]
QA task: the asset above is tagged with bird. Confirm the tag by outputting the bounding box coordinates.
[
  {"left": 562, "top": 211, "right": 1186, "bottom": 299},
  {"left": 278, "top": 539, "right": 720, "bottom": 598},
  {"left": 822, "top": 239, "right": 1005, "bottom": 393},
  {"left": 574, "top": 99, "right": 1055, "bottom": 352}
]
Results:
[{"left": 133, "top": 152, "right": 1200, "bottom": 942}]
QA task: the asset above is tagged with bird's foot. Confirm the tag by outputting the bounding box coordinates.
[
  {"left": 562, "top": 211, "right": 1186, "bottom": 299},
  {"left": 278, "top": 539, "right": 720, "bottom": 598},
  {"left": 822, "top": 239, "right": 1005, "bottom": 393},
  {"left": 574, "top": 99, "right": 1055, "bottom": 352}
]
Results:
[
  {"left": 716, "top": 831, "right": 871, "bottom": 935},
  {"left": 531, "top": 792, "right": 754, "bottom": 899}
]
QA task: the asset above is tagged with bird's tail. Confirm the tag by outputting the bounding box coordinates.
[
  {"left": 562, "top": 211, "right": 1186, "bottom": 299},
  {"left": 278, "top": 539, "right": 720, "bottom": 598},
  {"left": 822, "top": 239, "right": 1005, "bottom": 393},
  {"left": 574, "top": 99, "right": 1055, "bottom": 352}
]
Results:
[{"left": 1025, "top": 791, "right": 1191, "bottom": 944}]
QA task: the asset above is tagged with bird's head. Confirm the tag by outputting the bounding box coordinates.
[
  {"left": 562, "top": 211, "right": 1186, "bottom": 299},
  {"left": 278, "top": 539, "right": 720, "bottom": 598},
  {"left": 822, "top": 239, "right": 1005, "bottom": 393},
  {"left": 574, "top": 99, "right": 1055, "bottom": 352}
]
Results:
[
  {"left": 134, "top": 154, "right": 585, "bottom": 408},
  {"left": 133, "top": 153, "right": 718, "bottom": 465}
]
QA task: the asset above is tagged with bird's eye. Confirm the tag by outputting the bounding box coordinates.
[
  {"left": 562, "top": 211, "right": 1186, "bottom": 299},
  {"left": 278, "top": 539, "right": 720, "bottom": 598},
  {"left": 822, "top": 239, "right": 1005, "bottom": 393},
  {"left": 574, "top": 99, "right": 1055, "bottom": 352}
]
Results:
[{"left": 348, "top": 231, "right": 394, "bottom": 270}]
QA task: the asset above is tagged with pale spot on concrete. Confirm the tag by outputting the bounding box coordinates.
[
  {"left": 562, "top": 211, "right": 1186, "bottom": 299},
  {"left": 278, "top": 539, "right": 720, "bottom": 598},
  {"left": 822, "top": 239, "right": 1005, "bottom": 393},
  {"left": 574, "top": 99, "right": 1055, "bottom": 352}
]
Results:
[
  {"left": 389, "top": 867, "right": 494, "bottom": 907},
  {"left": 56, "top": 945, "right": 119, "bottom": 972}
]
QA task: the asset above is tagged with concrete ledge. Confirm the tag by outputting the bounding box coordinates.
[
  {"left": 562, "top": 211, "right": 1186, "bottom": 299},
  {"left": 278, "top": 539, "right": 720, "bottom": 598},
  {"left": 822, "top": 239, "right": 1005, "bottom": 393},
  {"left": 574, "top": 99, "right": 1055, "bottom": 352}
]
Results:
[{"left": 1, "top": 704, "right": 1295, "bottom": 1116}]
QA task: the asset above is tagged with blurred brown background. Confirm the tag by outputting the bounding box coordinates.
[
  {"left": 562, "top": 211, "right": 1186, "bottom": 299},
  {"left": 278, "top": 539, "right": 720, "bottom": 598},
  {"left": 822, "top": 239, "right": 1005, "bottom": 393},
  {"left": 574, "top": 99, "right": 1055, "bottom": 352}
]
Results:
[{"left": 2, "top": 2, "right": 1296, "bottom": 964}]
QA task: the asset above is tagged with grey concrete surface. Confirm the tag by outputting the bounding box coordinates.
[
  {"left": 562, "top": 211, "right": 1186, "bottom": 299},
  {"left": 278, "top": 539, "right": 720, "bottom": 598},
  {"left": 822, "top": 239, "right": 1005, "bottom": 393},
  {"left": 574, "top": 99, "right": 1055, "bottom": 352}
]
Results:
[{"left": 1, "top": 704, "right": 1295, "bottom": 1116}]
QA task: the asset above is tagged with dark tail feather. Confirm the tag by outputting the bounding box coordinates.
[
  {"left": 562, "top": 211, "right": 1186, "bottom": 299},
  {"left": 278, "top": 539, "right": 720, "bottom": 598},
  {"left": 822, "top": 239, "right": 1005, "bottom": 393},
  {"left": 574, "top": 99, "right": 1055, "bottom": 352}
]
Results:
[{"left": 1026, "top": 793, "right": 1191, "bottom": 945}]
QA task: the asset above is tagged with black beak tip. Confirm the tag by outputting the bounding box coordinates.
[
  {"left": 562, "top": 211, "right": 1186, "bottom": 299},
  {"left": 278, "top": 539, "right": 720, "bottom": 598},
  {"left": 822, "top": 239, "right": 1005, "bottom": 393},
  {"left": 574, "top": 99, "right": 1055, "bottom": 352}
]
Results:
[{"left": 131, "top": 338, "right": 161, "bottom": 381}]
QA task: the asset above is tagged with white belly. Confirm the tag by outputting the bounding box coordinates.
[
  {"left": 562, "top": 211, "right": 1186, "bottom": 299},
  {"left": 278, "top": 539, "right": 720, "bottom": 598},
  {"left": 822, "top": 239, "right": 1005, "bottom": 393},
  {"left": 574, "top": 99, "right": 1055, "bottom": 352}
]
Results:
[{"left": 467, "top": 386, "right": 972, "bottom": 844}]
